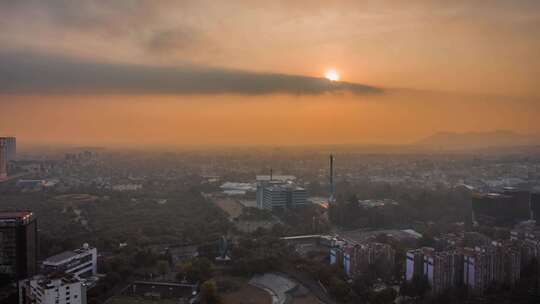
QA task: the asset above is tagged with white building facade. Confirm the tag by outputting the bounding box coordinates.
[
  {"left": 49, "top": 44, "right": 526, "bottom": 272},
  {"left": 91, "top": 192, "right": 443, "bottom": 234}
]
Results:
[
  {"left": 42, "top": 244, "right": 97, "bottom": 280},
  {"left": 19, "top": 274, "right": 86, "bottom": 304}
]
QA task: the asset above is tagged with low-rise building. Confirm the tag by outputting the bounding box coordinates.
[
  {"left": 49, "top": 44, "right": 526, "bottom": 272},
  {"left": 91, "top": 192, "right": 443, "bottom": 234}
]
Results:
[
  {"left": 42, "top": 244, "right": 97, "bottom": 280},
  {"left": 19, "top": 273, "right": 86, "bottom": 304}
]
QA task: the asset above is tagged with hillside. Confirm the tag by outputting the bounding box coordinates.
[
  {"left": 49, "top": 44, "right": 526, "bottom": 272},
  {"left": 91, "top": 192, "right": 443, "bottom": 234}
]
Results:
[{"left": 416, "top": 130, "right": 540, "bottom": 150}]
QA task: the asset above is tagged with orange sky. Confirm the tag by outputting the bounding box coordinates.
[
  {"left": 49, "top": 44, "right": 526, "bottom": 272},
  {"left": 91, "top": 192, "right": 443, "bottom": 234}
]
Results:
[
  {"left": 0, "top": 1, "right": 539, "bottom": 147},
  {"left": 1, "top": 92, "right": 536, "bottom": 147}
]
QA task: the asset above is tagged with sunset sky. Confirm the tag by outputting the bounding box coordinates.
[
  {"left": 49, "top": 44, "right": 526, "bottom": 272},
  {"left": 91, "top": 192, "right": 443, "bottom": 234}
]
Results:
[{"left": 1, "top": 1, "right": 539, "bottom": 147}]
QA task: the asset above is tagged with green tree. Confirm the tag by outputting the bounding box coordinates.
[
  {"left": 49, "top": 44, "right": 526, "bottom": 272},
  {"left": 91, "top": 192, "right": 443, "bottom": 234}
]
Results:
[
  {"left": 351, "top": 277, "right": 371, "bottom": 303},
  {"left": 401, "top": 275, "right": 430, "bottom": 298},
  {"left": 157, "top": 260, "right": 169, "bottom": 276},
  {"left": 370, "top": 288, "right": 397, "bottom": 304},
  {"left": 327, "top": 276, "right": 351, "bottom": 302},
  {"left": 200, "top": 279, "right": 219, "bottom": 304},
  {"left": 177, "top": 258, "right": 213, "bottom": 282}
]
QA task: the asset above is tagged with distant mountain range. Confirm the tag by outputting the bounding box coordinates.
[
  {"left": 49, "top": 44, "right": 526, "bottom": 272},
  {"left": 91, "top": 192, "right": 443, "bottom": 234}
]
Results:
[{"left": 415, "top": 130, "right": 540, "bottom": 150}]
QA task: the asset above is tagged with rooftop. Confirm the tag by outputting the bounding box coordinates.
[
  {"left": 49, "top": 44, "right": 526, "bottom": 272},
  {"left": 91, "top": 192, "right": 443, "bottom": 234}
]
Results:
[
  {"left": 43, "top": 243, "right": 95, "bottom": 265},
  {"left": 266, "top": 183, "right": 305, "bottom": 191},
  {"left": 37, "top": 273, "right": 80, "bottom": 289},
  {"left": 256, "top": 175, "right": 296, "bottom": 182},
  {"left": 44, "top": 251, "right": 79, "bottom": 264},
  {"left": 0, "top": 211, "right": 33, "bottom": 219}
]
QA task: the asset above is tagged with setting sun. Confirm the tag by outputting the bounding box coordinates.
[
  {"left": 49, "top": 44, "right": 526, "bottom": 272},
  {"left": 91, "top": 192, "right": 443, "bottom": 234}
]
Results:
[{"left": 324, "top": 69, "right": 340, "bottom": 82}]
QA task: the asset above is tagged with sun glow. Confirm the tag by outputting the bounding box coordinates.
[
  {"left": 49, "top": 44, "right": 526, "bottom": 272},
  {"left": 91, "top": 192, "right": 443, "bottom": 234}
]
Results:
[{"left": 324, "top": 69, "right": 340, "bottom": 81}]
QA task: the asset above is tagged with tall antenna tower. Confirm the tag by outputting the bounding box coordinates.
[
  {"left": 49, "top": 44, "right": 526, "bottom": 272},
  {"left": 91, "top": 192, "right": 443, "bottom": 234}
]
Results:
[{"left": 329, "top": 154, "right": 335, "bottom": 204}]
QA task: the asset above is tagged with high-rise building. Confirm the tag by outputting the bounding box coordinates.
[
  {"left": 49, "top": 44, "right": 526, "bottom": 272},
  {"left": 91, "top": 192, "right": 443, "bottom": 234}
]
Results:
[
  {"left": 350, "top": 242, "right": 395, "bottom": 277},
  {"left": 0, "top": 137, "right": 16, "bottom": 163},
  {"left": 406, "top": 247, "right": 462, "bottom": 292},
  {"left": 0, "top": 212, "right": 38, "bottom": 281},
  {"left": 422, "top": 249, "right": 463, "bottom": 293},
  {"left": 3, "top": 137, "right": 16, "bottom": 161},
  {"left": 332, "top": 241, "right": 395, "bottom": 278},
  {"left": 0, "top": 140, "right": 7, "bottom": 181},
  {"left": 463, "top": 243, "right": 521, "bottom": 294},
  {"left": 19, "top": 273, "right": 87, "bottom": 304},
  {"left": 329, "top": 154, "right": 335, "bottom": 205},
  {"left": 531, "top": 191, "right": 540, "bottom": 222},
  {"left": 502, "top": 187, "right": 531, "bottom": 221},
  {"left": 405, "top": 249, "right": 425, "bottom": 281},
  {"left": 463, "top": 247, "right": 491, "bottom": 292}
]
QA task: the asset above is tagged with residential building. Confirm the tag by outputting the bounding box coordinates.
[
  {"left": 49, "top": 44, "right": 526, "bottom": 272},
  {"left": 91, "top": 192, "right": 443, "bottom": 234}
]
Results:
[
  {"left": 406, "top": 249, "right": 424, "bottom": 281},
  {"left": 332, "top": 241, "right": 395, "bottom": 278},
  {"left": 462, "top": 243, "right": 521, "bottom": 294},
  {"left": 422, "top": 249, "right": 463, "bottom": 293},
  {"left": 520, "top": 234, "right": 540, "bottom": 267}
]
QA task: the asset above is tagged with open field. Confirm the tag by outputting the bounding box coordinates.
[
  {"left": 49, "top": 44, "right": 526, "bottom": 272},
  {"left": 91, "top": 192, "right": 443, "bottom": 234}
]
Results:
[
  {"left": 106, "top": 296, "right": 178, "bottom": 304},
  {"left": 53, "top": 193, "right": 99, "bottom": 203},
  {"left": 292, "top": 294, "right": 322, "bottom": 304},
  {"left": 214, "top": 198, "right": 244, "bottom": 219},
  {"left": 219, "top": 276, "right": 271, "bottom": 304}
]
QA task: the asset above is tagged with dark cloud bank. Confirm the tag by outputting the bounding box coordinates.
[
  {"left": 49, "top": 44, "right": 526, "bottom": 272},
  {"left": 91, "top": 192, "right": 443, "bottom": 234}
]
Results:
[{"left": 0, "top": 51, "right": 382, "bottom": 95}]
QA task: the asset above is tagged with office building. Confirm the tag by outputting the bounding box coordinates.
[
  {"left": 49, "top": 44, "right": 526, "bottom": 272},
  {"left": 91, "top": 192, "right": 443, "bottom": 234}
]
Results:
[
  {"left": 472, "top": 190, "right": 530, "bottom": 226},
  {"left": 256, "top": 174, "right": 308, "bottom": 210},
  {"left": 0, "top": 211, "right": 38, "bottom": 281},
  {"left": 256, "top": 174, "right": 296, "bottom": 209},
  {"left": 260, "top": 183, "right": 308, "bottom": 210},
  {"left": 42, "top": 244, "right": 97, "bottom": 280},
  {"left": 502, "top": 187, "right": 531, "bottom": 221},
  {"left": 19, "top": 273, "right": 86, "bottom": 304},
  {"left": 531, "top": 191, "right": 540, "bottom": 222}
]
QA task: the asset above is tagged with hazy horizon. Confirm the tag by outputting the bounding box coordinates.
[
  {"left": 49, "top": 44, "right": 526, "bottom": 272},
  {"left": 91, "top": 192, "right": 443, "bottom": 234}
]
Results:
[{"left": 1, "top": 1, "right": 539, "bottom": 147}]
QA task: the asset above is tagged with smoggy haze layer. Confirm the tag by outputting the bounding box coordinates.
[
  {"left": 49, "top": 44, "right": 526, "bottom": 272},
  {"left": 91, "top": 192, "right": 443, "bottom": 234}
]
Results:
[{"left": 0, "top": 1, "right": 538, "bottom": 147}]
